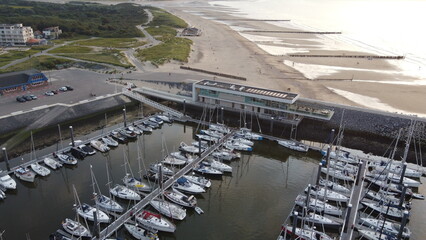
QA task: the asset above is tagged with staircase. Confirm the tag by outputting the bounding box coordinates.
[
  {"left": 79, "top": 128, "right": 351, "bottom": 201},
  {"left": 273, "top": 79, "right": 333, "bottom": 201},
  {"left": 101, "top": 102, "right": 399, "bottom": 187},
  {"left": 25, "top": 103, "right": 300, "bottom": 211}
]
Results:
[{"left": 123, "top": 89, "right": 184, "bottom": 118}]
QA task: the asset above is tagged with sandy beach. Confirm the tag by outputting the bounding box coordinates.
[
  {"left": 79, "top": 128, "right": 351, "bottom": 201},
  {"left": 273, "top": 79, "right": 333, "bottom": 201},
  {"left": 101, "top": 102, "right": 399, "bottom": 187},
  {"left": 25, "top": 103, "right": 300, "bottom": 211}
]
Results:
[{"left": 138, "top": 0, "right": 426, "bottom": 117}]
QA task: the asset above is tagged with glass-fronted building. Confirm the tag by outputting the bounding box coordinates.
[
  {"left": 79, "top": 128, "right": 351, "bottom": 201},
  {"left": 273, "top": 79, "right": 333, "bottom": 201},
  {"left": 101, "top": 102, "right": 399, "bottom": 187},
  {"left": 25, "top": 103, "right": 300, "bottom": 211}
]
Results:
[{"left": 192, "top": 80, "right": 334, "bottom": 122}]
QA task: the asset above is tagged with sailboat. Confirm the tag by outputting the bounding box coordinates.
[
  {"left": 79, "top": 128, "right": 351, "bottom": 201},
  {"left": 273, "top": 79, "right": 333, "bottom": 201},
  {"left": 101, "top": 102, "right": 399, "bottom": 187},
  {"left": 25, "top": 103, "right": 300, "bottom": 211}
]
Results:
[
  {"left": 183, "top": 174, "right": 212, "bottom": 188},
  {"left": 172, "top": 177, "right": 205, "bottom": 194},
  {"left": 61, "top": 218, "right": 92, "bottom": 238},
  {"left": 73, "top": 185, "right": 110, "bottom": 223},
  {"left": 28, "top": 132, "right": 51, "bottom": 177},
  {"left": 164, "top": 189, "right": 197, "bottom": 208},
  {"left": 90, "top": 165, "right": 123, "bottom": 213},
  {"left": 122, "top": 144, "right": 152, "bottom": 193},
  {"left": 295, "top": 194, "right": 343, "bottom": 216},
  {"left": 359, "top": 217, "right": 411, "bottom": 239},
  {"left": 135, "top": 210, "right": 176, "bottom": 233},
  {"left": 124, "top": 223, "right": 159, "bottom": 240}
]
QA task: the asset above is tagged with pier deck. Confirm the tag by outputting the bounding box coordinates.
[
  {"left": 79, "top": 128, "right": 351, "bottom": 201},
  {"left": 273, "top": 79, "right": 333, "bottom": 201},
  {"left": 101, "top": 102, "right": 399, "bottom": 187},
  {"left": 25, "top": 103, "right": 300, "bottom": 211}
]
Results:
[{"left": 96, "top": 131, "right": 234, "bottom": 239}]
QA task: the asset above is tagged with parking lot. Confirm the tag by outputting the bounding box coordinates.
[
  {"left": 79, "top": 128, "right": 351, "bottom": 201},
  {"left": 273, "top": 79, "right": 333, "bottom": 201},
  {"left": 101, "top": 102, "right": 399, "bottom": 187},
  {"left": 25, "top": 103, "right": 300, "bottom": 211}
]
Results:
[{"left": 0, "top": 69, "right": 117, "bottom": 116}]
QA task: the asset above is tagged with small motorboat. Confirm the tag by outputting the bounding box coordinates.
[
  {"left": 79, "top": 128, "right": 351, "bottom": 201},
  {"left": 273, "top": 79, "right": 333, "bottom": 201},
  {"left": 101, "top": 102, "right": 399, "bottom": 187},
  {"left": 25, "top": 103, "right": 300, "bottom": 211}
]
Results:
[
  {"left": 124, "top": 223, "right": 159, "bottom": 240},
  {"left": 119, "top": 129, "right": 137, "bottom": 140},
  {"left": 193, "top": 164, "right": 223, "bottom": 176},
  {"left": 183, "top": 174, "right": 212, "bottom": 188},
  {"left": 0, "top": 171, "right": 17, "bottom": 189},
  {"left": 173, "top": 177, "right": 205, "bottom": 194},
  {"left": 135, "top": 210, "right": 176, "bottom": 233},
  {"left": 30, "top": 162, "right": 51, "bottom": 177},
  {"left": 164, "top": 189, "right": 197, "bottom": 208},
  {"left": 70, "top": 147, "right": 87, "bottom": 159},
  {"left": 14, "top": 166, "right": 36, "bottom": 183},
  {"left": 76, "top": 203, "right": 110, "bottom": 223},
  {"left": 55, "top": 153, "right": 77, "bottom": 165},
  {"left": 101, "top": 136, "right": 119, "bottom": 147},
  {"left": 78, "top": 144, "right": 96, "bottom": 155},
  {"left": 203, "top": 158, "right": 232, "bottom": 173},
  {"left": 179, "top": 142, "right": 201, "bottom": 154},
  {"left": 62, "top": 218, "right": 92, "bottom": 238},
  {"left": 110, "top": 130, "right": 127, "bottom": 143},
  {"left": 94, "top": 193, "right": 123, "bottom": 213},
  {"left": 43, "top": 157, "right": 62, "bottom": 170},
  {"left": 110, "top": 184, "right": 140, "bottom": 201},
  {"left": 277, "top": 139, "right": 309, "bottom": 152},
  {"left": 126, "top": 126, "right": 142, "bottom": 135},
  {"left": 90, "top": 140, "right": 110, "bottom": 153},
  {"left": 123, "top": 174, "right": 152, "bottom": 193},
  {"left": 150, "top": 164, "right": 174, "bottom": 176},
  {"left": 136, "top": 124, "right": 153, "bottom": 133},
  {"left": 150, "top": 198, "right": 187, "bottom": 220}
]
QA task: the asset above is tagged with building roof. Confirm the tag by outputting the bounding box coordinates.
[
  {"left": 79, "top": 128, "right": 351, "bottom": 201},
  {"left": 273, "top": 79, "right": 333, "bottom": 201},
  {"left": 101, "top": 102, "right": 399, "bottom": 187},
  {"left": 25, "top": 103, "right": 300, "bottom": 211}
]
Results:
[
  {"left": 0, "top": 69, "right": 40, "bottom": 89},
  {"left": 195, "top": 79, "right": 298, "bottom": 103}
]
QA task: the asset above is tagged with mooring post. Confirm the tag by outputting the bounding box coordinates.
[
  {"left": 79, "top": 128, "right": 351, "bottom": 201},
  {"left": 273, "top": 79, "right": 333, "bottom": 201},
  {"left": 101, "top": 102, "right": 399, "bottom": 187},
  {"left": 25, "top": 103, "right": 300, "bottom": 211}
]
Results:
[
  {"left": 397, "top": 210, "right": 409, "bottom": 240},
  {"left": 316, "top": 163, "right": 322, "bottom": 185},
  {"left": 291, "top": 211, "right": 298, "bottom": 240},
  {"left": 399, "top": 184, "right": 408, "bottom": 208},
  {"left": 355, "top": 161, "right": 364, "bottom": 186},
  {"left": 221, "top": 107, "right": 224, "bottom": 124},
  {"left": 305, "top": 184, "right": 311, "bottom": 207},
  {"left": 270, "top": 117, "right": 274, "bottom": 133},
  {"left": 93, "top": 211, "right": 99, "bottom": 238},
  {"left": 123, "top": 108, "right": 127, "bottom": 128},
  {"left": 2, "top": 148, "right": 10, "bottom": 171},
  {"left": 198, "top": 137, "right": 202, "bottom": 157},
  {"left": 69, "top": 126, "right": 75, "bottom": 147},
  {"left": 183, "top": 99, "right": 186, "bottom": 115},
  {"left": 399, "top": 162, "right": 407, "bottom": 185},
  {"left": 343, "top": 204, "right": 352, "bottom": 233}
]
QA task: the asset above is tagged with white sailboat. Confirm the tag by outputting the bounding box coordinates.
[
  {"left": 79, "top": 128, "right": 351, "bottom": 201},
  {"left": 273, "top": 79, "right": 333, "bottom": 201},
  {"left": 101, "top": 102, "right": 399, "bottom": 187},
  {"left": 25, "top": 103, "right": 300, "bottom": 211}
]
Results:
[
  {"left": 183, "top": 174, "right": 212, "bottom": 188},
  {"left": 236, "top": 128, "right": 263, "bottom": 140},
  {"left": 161, "top": 155, "right": 187, "bottom": 166},
  {"left": 76, "top": 203, "right": 110, "bottom": 223},
  {"left": 203, "top": 158, "right": 232, "bottom": 173},
  {"left": 277, "top": 139, "right": 309, "bottom": 152},
  {"left": 91, "top": 165, "right": 123, "bottom": 213},
  {"left": 150, "top": 163, "right": 174, "bottom": 176},
  {"left": 135, "top": 210, "right": 176, "bottom": 233},
  {"left": 361, "top": 202, "right": 405, "bottom": 220},
  {"left": 209, "top": 123, "right": 230, "bottom": 134},
  {"left": 318, "top": 178, "right": 351, "bottom": 194},
  {"left": 295, "top": 194, "right": 343, "bottom": 216},
  {"left": 61, "top": 218, "right": 92, "bottom": 238},
  {"left": 224, "top": 140, "right": 252, "bottom": 151},
  {"left": 179, "top": 142, "right": 201, "bottom": 154},
  {"left": 359, "top": 217, "right": 411, "bottom": 239},
  {"left": 193, "top": 163, "right": 223, "bottom": 175},
  {"left": 150, "top": 198, "right": 187, "bottom": 220},
  {"left": 55, "top": 153, "right": 77, "bottom": 165},
  {"left": 173, "top": 177, "right": 205, "bottom": 194},
  {"left": 200, "top": 129, "right": 223, "bottom": 138},
  {"left": 110, "top": 184, "right": 140, "bottom": 201},
  {"left": 305, "top": 185, "right": 349, "bottom": 203},
  {"left": 164, "top": 189, "right": 197, "bottom": 208},
  {"left": 124, "top": 223, "right": 159, "bottom": 240}
]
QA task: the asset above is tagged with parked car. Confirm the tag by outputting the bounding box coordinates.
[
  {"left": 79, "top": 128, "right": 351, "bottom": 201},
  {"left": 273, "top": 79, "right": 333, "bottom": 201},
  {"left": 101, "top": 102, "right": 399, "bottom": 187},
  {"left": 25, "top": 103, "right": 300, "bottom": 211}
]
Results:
[
  {"left": 23, "top": 95, "right": 33, "bottom": 101},
  {"left": 65, "top": 85, "right": 74, "bottom": 91},
  {"left": 59, "top": 87, "right": 68, "bottom": 92},
  {"left": 51, "top": 90, "right": 58, "bottom": 94},
  {"left": 29, "top": 94, "right": 37, "bottom": 100},
  {"left": 16, "top": 96, "right": 26, "bottom": 102},
  {"left": 45, "top": 91, "right": 54, "bottom": 96}
]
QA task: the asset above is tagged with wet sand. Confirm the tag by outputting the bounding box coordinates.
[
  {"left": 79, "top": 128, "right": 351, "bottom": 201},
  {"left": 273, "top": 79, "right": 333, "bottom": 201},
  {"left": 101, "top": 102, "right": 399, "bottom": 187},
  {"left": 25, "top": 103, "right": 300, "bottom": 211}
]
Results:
[{"left": 145, "top": 0, "right": 426, "bottom": 117}]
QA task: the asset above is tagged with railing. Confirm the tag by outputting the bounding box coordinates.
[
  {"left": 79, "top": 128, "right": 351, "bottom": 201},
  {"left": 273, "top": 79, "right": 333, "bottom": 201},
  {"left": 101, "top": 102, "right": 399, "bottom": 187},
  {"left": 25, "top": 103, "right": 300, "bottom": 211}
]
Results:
[{"left": 123, "top": 89, "right": 184, "bottom": 118}]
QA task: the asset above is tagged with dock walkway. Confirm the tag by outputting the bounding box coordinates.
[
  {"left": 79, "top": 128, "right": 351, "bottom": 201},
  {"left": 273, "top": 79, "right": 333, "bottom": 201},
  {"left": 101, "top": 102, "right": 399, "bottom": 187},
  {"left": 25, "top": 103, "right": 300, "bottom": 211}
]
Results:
[{"left": 97, "top": 131, "right": 234, "bottom": 239}]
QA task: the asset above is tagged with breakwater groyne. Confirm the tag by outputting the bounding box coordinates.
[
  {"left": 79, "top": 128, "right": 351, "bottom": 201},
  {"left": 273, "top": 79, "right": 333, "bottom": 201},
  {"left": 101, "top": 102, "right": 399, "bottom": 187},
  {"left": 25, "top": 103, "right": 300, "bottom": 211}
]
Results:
[
  {"left": 180, "top": 66, "right": 247, "bottom": 81},
  {"left": 288, "top": 54, "right": 404, "bottom": 59}
]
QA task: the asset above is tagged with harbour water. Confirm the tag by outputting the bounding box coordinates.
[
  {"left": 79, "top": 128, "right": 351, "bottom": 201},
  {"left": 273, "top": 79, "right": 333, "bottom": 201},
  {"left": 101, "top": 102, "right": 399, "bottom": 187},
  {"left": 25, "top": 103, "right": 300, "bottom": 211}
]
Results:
[{"left": 0, "top": 120, "right": 425, "bottom": 239}]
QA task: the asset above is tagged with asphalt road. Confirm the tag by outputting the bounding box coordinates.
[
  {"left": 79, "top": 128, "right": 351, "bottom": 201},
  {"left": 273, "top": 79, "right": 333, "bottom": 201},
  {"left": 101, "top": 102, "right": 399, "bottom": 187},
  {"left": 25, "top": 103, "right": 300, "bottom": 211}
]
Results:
[{"left": 0, "top": 69, "right": 116, "bottom": 116}]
